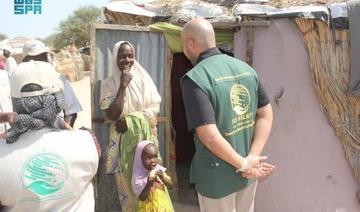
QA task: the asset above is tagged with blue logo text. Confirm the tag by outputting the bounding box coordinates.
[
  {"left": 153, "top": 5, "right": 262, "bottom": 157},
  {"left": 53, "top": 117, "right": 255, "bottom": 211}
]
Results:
[{"left": 14, "top": 0, "right": 42, "bottom": 15}]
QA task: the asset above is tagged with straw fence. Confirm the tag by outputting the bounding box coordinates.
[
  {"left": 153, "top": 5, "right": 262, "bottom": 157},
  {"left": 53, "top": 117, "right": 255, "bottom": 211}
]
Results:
[
  {"left": 295, "top": 18, "right": 360, "bottom": 185},
  {"left": 54, "top": 49, "right": 86, "bottom": 82}
]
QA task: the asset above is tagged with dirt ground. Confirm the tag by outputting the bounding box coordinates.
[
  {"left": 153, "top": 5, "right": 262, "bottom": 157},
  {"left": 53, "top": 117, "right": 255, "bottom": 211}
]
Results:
[{"left": 70, "top": 75, "right": 92, "bottom": 129}]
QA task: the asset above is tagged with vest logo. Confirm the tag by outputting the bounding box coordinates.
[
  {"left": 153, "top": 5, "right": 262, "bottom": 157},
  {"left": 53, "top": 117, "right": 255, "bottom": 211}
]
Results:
[
  {"left": 230, "top": 84, "right": 251, "bottom": 115},
  {"left": 14, "top": 0, "right": 42, "bottom": 15},
  {"left": 22, "top": 152, "right": 68, "bottom": 196}
]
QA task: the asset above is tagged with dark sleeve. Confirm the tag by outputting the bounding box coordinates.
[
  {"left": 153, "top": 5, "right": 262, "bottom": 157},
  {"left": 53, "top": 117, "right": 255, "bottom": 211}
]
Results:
[
  {"left": 258, "top": 81, "right": 270, "bottom": 108},
  {"left": 181, "top": 76, "right": 216, "bottom": 131}
]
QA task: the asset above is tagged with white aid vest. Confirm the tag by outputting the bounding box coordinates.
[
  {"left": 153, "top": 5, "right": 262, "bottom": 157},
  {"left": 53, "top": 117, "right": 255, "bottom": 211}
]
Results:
[
  {"left": 0, "top": 70, "right": 12, "bottom": 134},
  {"left": 0, "top": 128, "right": 99, "bottom": 212}
]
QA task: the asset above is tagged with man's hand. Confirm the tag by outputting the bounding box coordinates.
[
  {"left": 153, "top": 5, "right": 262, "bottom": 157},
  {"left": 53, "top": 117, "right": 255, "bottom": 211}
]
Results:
[
  {"left": 246, "top": 155, "right": 268, "bottom": 169},
  {"left": 0, "top": 112, "right": 17, "bottom": 123},
  {"left": 120, "top": 72, "right": 133, "bottom": 88},
  {"left": 0, "top": 112, "right": 17, "bottom": 140},
  {"left": 64, "top": 122, "right": 73, "bottom": 130},
  {"left": 237, "top": 155, "right": 267, "bottom": 172},
  {"left": 115, "top": 118, "right": 128, "bottom": 133},
  {"left": 242, "top": 162, "right": 275, "bottom": 181}
]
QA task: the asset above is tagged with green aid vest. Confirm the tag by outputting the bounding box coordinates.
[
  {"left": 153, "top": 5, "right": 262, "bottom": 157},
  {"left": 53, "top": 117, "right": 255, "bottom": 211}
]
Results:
[{"left": 185, "top": 54, "right": 259, "bottom": 198}]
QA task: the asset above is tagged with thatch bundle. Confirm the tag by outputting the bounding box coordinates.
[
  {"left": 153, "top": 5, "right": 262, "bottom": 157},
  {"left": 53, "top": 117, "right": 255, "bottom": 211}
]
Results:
[
  {"left": 295, "top": 18, "right": 360, "bottom": 185},
  {"left": 54, "top": 48, "right": 84, "bottom": 82}
]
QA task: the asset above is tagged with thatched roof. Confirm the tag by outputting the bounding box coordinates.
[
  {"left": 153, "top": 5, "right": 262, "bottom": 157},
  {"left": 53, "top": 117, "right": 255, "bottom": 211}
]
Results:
[
  {"left": 104, "top": 0, "right": 348, "bottom": 27},
  {"left": 149, "top": 0, "right": 348, "bottom": 8},
  {"left": 266, "top": 0, "right": 347, "bottom": 7}
]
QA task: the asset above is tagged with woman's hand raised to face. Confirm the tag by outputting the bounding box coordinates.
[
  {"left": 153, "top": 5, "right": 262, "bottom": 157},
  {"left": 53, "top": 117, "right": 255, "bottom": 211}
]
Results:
[{"left": 120, "top": 71, "right": 133, "bottom": 88}]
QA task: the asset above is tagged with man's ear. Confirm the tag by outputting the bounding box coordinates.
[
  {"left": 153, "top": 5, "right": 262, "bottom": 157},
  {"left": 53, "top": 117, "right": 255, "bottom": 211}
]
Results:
[
  {"left": 189, "top": 37, "right": 200, "bottom": 55},
  {"left": 189, "top": 37, "right": 195, "bottom": 50}
]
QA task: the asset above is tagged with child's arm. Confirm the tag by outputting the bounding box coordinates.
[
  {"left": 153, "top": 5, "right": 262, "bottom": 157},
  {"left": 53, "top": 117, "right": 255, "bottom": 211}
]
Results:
[
  {"left": 157, "top": 171, "right": 173, "bottom": 189},
  {"left": 138, "top": 170, "right": 157, "bottom": 201},
  {"left": 138, "top": 178, "right": 154, "bottom": 201}
]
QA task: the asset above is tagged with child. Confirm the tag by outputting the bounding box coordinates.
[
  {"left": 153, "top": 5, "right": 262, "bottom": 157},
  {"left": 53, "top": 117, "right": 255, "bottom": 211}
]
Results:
[{"left": 131, "top": 140, "right": 174, "bottom": 212}]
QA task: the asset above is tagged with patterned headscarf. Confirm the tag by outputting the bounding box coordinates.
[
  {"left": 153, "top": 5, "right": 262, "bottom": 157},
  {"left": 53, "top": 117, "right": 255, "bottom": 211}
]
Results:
[{"left": 6, "top": 84, "right": 66, "bottom": 144}]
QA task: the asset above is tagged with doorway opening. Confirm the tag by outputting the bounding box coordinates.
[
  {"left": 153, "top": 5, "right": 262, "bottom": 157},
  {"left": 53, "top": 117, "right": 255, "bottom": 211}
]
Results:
[
  {"left": 170, "top": 49, "right": 234, "bottom": 204},
  {"left": 170, "top": 53, "right": 197, "bottom": 204}
]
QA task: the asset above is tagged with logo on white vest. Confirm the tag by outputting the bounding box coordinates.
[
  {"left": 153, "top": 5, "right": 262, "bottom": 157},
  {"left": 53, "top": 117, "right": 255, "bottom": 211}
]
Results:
[{"left": 22, "top": 152, "right": 68, "bottom": 196}]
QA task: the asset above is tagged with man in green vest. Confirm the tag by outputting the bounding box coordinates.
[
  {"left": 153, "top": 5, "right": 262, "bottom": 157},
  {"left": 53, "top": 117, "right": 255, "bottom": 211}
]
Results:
[{"left": 180, "top": 18, "right": 274, "bottom": 212}]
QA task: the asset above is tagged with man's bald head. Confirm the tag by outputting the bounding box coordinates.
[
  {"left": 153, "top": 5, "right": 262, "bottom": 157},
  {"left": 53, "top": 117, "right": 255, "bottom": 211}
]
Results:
[
  {"left": 181, "top": 18, "right": 216, "bottom": 64},
  {"left": 182, "top": 18, "right": 216, "bottom": 49}
]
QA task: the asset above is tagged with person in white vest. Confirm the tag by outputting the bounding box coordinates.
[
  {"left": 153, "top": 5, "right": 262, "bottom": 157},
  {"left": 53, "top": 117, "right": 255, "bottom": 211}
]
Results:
[
  {"left": 0, "top": 66, "right": 13, "bottom": 134},
  {"left": 2, "top": 45, "right": 17, "bottom": 76},
  {"left": 0, "top": 61, "right": 100, "bottom": 212},
  {"left": 22, "top": 39, "right": 83, "bottom": 127}
]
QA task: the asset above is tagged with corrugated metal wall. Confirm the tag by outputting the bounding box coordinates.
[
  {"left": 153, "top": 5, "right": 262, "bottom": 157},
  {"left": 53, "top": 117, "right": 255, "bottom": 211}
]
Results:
[{"left": 92, "top": 26, "right": 167, "bottom": 212}]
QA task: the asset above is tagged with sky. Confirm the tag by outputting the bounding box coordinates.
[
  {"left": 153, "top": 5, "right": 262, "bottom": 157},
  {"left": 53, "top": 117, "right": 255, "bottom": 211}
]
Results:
[{"left": 0, "top": 0, "right": 110, "bottom": 39}]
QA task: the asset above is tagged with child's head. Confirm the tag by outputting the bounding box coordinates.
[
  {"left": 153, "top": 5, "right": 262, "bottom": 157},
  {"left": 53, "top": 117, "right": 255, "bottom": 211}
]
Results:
[{"left": 141, "top": 143, "right": 158, "bottom": 171}]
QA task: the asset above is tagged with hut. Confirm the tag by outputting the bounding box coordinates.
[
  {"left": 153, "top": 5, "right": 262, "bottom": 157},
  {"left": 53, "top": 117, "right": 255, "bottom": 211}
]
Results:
[
  {"left": 91, "top": 0, "right": 360, "bottom": 211},
  {"left": 0, "top": 38, "right": 87, "bottom": 82},
  {"left": 0, "top": 36, "right": 31, "bottom": 63}
]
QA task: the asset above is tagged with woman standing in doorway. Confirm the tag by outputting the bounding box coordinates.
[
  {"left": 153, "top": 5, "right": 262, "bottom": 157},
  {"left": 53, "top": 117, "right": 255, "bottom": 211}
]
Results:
[{"left": 99, "top": 41, "right": 161, "bottom": 211}]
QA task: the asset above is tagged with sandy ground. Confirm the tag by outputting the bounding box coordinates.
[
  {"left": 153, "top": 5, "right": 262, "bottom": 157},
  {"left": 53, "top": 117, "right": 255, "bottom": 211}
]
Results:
[
  {"left": 70, "top": 76, "right": 92, "bottom": 129},
  {"left": 174, "top": 202, "right": 199, "bottom": 212},
  {"left": 71, "top": 76, "right": 200, "bottom": 212}
]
